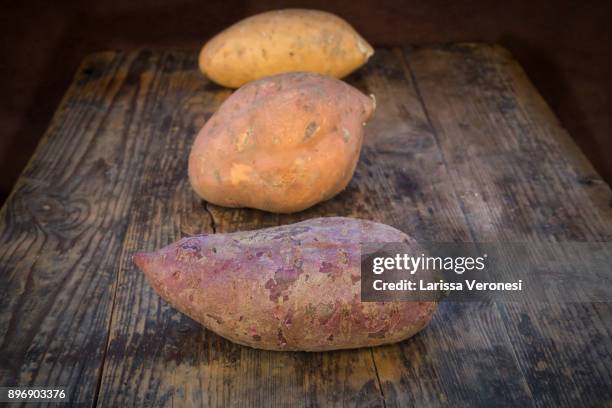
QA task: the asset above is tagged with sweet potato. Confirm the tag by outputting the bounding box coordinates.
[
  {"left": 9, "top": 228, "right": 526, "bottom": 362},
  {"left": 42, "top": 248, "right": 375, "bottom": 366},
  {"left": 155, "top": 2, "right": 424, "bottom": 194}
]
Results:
[
  {"left": 133, "top": 217, "right": 437, "bottom": 351},
  {"left": 188, "top": 72, "right": 375, "bottom": 213},
  {"left": 199, "top": 9, "right": 374, "bottom": 88}
]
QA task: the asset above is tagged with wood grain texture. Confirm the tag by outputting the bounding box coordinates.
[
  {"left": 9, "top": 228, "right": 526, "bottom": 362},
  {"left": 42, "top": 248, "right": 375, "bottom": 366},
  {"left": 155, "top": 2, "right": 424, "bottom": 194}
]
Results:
[
  {"left": 0, "top": 44, "right": 610, "bottom": 407},
  {"left": 0, "top": 50, "right": 167, "bottom": 404},
  {"left": 404, "top": 44, "right": 612, "bottom": 407},
  {"left": 352, "top": 49, "right": 536, "bottom": 408}
]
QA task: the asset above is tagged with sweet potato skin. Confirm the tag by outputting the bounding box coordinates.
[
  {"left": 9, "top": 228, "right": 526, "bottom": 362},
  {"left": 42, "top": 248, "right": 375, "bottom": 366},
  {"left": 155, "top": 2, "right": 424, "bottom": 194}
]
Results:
[
  {"left": 199, "top": 9, "right": 374, "bottom": 88},
  {"left": 188, "top": 72, "right": 375, "bottom": 213},
  {"left": 134, "top": 217, "right": 437, "bottom": 351}
]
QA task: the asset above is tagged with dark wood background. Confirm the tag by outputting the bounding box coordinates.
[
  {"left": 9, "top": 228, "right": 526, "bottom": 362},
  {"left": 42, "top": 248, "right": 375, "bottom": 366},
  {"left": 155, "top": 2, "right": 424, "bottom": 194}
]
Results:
[{"left": 1, "top": 0, "right": 611, "bottom": 205}]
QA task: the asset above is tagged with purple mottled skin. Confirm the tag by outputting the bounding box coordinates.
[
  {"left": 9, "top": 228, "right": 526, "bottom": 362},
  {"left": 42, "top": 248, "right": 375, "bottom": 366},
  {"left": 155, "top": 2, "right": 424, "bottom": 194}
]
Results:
[{"left": 133, "top": 217, "right": 437, "bottom": 351}]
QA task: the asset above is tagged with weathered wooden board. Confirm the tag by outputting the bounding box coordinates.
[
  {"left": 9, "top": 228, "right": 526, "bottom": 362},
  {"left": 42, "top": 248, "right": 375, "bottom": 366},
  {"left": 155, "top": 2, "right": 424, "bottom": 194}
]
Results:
[
  {"left": 405, "top": 44, "right": 612, "bottom": 407},
  {"left": 0, "top": 45, "right": 610, "bottom": 407}
]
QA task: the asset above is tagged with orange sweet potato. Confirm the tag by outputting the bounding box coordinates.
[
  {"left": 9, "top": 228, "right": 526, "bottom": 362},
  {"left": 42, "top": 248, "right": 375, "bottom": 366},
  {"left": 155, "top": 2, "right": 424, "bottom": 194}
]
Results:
[
  {"left": 188, "top": 72, "right": 375, "bottom": 213},
  {"left": 133, "top": 217, "right": 437, "bottom": 351},
  {"left": 199, "top": 9, "right": 374, "bottom": 88}
]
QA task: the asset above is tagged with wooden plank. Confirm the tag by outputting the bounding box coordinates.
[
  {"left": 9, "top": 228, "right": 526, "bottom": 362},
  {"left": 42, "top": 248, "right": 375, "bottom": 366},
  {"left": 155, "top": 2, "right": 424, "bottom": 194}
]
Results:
[
  {"left": 0, "top": 50, "right": 175, "bottom": 404},
  {"left": 338, "top": 49, "right": 536, "bottom": 407},
  {"left": 96, "top": 52, "right": 385, "bottom": 407},
  {"left": 404, "top": 43, "right": 612, "bottom": 407}
]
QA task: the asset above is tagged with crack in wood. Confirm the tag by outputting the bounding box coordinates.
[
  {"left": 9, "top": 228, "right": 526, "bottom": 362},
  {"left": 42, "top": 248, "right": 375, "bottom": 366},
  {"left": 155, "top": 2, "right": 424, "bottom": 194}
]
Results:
[
  {"left": 370, "top": 348, "right": 387, "bottom": 408},
  {"left": 203, "top": 201, "right": 217, "bottom": 233}
]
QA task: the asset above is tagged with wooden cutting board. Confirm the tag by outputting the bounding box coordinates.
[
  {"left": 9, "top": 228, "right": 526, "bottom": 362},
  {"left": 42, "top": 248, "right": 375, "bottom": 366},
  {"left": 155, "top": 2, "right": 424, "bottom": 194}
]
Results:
[{"left": 0, "top": 44, "right": 610, "bottom": 407}]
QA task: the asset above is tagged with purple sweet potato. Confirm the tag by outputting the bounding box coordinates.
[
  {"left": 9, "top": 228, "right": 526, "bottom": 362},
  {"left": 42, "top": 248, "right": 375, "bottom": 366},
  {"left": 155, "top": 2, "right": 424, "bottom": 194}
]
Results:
[{"left": 133, "top": 217, "right": 437, "bottom": 351}]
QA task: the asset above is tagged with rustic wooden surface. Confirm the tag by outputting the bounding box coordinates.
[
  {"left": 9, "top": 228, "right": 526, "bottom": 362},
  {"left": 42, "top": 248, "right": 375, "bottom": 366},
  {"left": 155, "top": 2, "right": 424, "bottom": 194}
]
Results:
[{"left": 0, "top": 45, "right": 610, "bottom": 407}]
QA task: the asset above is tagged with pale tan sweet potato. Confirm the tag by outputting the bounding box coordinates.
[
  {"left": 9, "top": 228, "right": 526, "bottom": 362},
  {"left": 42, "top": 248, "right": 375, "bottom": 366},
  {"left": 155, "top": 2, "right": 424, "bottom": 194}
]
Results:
[
  {"left": 199, "top": 9, "right": 374, "bottom": 88},
  {"left": 133, "top": 217, "right": 437, "bottom": 351},
  {"left": 188, "top": 72, "right": 375, "bottom": 213}
]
